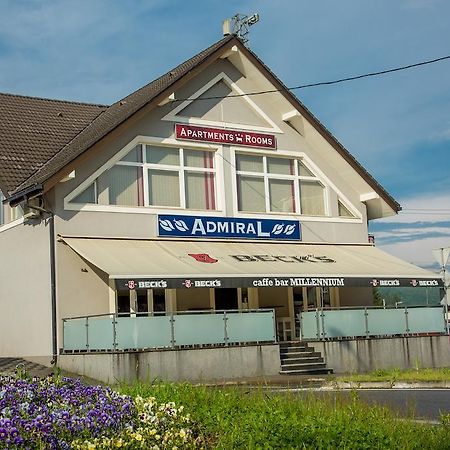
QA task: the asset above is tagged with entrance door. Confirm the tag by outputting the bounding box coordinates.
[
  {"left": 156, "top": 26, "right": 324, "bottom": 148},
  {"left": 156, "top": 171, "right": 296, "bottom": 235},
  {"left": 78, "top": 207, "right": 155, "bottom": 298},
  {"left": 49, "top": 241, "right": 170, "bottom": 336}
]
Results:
[{"left": 215, "top": 288, "right": 238, "bottom": 310}]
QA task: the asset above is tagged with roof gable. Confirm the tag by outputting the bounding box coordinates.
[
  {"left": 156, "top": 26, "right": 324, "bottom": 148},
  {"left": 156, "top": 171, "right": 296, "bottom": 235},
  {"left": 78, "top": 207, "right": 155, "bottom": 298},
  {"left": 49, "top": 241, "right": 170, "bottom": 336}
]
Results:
[{"left": 1, "top": 34, "right": 399, "bottom": 215}]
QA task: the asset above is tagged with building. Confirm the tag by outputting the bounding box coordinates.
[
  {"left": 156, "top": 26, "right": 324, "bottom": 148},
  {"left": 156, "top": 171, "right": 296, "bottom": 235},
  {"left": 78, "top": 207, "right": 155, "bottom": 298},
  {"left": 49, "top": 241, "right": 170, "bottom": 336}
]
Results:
[{"left": 0, "top": 34, "right": 443, "bottom": 381}]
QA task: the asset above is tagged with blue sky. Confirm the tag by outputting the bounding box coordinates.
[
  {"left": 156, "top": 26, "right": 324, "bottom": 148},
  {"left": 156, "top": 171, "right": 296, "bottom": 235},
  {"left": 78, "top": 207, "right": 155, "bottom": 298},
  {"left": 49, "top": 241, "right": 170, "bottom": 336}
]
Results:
[{"left": 0, "top": 0, "right": 449, "bottom": 269}]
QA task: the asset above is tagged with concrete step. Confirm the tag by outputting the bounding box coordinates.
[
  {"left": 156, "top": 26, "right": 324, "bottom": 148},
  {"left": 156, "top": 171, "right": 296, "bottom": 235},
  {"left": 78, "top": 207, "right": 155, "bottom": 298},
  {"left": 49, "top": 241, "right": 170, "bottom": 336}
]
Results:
[
  {"left": 280, "top": 367, "right": 333, "bottom": 375},
  {"left": 280, "top": 357, "right": 324, "bottom": 365},
  {"left": 279, "top": 342, "right": 309, "bottom": 349},
  {"left": 280, "top": 350, "right": 321, "bottom": 358},
  {"left": 281, "top": 362, "right": 327, "bottom": 371}
]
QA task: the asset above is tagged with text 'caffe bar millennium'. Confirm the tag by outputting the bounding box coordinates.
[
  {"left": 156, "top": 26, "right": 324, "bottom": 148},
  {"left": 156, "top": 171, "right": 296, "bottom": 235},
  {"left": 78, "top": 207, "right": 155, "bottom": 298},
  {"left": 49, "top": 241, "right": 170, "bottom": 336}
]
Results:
[{"left": 0, "top": 33, "right": 443, "bottom": 380}]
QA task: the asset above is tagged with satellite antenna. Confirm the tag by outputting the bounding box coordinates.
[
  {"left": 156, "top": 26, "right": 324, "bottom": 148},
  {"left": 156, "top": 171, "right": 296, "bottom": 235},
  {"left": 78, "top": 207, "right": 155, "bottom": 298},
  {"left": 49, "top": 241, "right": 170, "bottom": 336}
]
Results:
[{"left": 223, "top": 13, "right": 260, "bottom": 46}]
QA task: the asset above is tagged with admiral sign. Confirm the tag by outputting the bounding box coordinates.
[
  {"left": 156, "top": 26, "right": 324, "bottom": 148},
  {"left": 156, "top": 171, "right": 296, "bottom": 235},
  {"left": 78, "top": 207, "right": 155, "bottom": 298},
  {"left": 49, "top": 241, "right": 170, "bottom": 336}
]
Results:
[
  {"left": 175, "top": 123, "right": 277, "bottom": 149},
  {"left": 158, "top": 214, "right": 301, "bottom": 240}
]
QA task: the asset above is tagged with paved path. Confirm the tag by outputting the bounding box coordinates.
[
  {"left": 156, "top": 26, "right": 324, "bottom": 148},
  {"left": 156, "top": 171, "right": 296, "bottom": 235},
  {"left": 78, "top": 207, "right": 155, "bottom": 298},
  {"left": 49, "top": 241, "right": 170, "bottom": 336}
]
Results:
[
  {"left": 0, "top": 358, "right": 53, "bottom": 377},
  {"left": 287, "top": 388, "right": 450, "bottom": 422}
]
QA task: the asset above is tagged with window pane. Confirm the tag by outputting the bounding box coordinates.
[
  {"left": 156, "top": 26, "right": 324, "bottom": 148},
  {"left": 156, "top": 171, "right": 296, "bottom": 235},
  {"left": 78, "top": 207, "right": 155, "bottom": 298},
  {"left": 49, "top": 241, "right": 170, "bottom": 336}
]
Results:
[
  {"left": 120, "top": 145, "right": 142, "bottom": 163},
  {"left": 185, "top": 172, "right": 216, "bottom": 210},
  {"left": 148, "top": 169, "right": 180, "bottom": 207},
  {"left": 298, "top": 161, "right": 315, "bottom": 177},
  {"left": 72, "top": 183, "right": 96, "bottom": 204},
  {"left": 269, "top": 179, "right": 295, "bottom": 213},
  {"left": 146, "top": 146, "right": 179, "bottom": 166},
  {"left": 300, "top": 181, "right": 325, "bottom": 215},
  {"left": 267, "top": 157, "right": 294, "bottom": 175},
  {"left": 236, "top": 154, "right": 263, "bottom": 173},
  {"left": 338, "top": 201, "right": 354, "bottom": 217},
  {"left": 98, "top": 166, "right": 143, "bottom": 206},
  {"left": 184, "top": 150, "right": 214, "bottom": 168},
  {"left": 237, "top": 175, "right": 265, "bottom": 212},
  {"left": 11, "top": 205, "right": 23, "bottom": 221}
]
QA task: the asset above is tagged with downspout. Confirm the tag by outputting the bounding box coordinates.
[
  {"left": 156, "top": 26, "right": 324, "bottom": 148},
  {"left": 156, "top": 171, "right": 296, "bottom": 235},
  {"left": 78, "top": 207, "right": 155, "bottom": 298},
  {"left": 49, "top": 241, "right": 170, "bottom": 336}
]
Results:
[{"left": 26, "top": 203, "right": 58, "bottom": 366}]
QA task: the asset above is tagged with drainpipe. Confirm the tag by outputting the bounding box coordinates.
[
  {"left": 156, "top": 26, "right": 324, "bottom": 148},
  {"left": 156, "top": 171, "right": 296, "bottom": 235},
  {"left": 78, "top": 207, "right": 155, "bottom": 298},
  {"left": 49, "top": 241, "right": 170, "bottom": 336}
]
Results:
[{"left": 26, "top": 203, "right": 57, "bottom": 366}]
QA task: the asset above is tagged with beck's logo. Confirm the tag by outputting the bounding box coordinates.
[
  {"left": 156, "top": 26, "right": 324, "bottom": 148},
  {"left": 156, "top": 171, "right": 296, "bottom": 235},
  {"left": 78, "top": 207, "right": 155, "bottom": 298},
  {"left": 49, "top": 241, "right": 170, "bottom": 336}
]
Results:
[{"left": 188, "top": 253, "right": 218, "bottom": 264}]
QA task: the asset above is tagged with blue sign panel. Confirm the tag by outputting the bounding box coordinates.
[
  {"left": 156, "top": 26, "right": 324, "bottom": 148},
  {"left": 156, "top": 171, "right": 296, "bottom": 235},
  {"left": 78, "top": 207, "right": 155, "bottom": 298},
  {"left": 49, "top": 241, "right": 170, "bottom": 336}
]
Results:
[{"left": 158, "top": 215, "right": 301, "bottom": 240}]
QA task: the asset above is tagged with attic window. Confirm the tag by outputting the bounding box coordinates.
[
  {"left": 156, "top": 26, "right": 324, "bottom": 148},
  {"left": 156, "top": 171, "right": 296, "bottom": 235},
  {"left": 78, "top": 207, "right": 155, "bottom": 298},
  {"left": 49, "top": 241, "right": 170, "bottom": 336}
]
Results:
[
  {"left": 338, "top": 200, "right": 355, "bottom": 218},
  {"left": 69, "top": 144, "right": 217, "bottom": 210},
  {"left": 235, "top": 153, "right": 326, "bottom": 216}
]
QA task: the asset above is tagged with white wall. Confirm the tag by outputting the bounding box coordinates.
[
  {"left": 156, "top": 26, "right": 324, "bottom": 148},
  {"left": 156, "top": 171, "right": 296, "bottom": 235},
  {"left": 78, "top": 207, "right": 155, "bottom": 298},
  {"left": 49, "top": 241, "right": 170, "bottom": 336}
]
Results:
[{"left": 0, "top": 220, "right": 52, "bottom": 359}]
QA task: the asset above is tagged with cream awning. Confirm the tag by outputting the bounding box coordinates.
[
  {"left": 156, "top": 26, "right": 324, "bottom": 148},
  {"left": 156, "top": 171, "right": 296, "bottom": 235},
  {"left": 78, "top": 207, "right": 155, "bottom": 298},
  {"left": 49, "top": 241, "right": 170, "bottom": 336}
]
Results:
[{"left": 61, "top": 237, "right": 442, "bottom": 290}]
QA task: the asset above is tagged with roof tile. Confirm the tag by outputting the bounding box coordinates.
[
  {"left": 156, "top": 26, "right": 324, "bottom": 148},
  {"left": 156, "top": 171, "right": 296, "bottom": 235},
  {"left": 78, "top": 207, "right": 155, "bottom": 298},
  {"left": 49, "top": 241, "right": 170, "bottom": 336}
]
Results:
[{"left": 0, "top": 94, "right": 106, "bottom": 193}]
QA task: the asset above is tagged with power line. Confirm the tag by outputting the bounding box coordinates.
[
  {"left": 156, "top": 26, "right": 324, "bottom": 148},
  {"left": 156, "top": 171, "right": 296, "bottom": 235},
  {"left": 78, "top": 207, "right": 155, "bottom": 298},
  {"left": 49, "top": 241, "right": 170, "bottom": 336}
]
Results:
[
  {"left": 171, "top": 54, "right": 450, "bottom": 103},
  {"left": 402, "top": 208, "right": 450, "bottom": 212}
]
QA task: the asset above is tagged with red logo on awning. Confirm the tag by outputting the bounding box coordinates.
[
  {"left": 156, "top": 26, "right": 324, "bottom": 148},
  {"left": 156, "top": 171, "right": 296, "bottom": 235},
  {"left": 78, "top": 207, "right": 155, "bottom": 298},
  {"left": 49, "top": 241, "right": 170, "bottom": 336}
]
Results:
[{"left": 188, "top": 253, "right": 218, "bottom": 264}]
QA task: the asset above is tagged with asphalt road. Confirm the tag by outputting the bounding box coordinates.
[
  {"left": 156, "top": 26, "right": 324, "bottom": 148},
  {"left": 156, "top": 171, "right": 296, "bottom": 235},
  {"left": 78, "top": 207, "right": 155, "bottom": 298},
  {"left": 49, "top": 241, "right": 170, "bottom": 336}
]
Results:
[{"left": 292, "top": 389, "right": 450, "bottom": 422}]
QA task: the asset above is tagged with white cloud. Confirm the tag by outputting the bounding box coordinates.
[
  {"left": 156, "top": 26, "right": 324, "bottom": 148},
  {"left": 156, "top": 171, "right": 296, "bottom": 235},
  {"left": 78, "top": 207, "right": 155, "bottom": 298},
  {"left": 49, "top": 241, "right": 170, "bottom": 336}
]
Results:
[
  {"left": 377, "top": 193, "right": 450, "bottom": 224},
  {"left": 379, "top": 235, "right": 450, "bottom": 268},
  {"left": 372, "top": 192, "right": 450, "bottom": 268}
]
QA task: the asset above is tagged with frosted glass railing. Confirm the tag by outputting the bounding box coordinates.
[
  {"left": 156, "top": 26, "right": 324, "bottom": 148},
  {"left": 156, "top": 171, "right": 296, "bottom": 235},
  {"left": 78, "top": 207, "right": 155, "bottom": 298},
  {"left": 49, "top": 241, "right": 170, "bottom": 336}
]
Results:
[
  {"left": 299, "top": 306, "right": 445, "bottom": 340},
  {"left": 62, "top": 309, "right": 276, "bottom": 351}
]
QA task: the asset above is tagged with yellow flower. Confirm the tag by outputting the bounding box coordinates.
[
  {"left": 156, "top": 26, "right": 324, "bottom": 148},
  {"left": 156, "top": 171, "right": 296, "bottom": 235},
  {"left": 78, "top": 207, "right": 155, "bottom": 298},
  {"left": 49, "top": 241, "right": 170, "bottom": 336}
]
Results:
[
  {"left": 115, "top": 438, "right": 124, "bottom": 448},
  {"left": 134, "top": 433, "right": 143, "bottom": 441},
  {"left": 87, "top": 443, "right": 96, "bottom": 450},
  {"left": 179, "top": 429, "right": 186, "bottom": 438}
]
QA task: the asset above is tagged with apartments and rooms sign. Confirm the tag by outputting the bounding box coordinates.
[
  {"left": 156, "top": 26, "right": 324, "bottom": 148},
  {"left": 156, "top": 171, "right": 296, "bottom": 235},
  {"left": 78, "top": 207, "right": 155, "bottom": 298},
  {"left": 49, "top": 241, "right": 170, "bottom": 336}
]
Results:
[{"left": 175, "top": 123, "right": 277, "bottom": 149}]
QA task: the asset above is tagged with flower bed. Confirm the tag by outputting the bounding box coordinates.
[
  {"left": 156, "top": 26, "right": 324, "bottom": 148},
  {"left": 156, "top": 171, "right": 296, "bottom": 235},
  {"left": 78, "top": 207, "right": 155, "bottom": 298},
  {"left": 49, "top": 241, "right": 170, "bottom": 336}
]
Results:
[{"left": 0, "top": 374, "right": 200, "bottom": 449}]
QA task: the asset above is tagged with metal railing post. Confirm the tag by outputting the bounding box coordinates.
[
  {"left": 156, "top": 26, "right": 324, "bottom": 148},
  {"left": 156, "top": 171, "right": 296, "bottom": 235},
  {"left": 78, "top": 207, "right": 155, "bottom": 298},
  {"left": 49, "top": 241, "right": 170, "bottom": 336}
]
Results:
[
  {"left": 364, "top": 307, "right": 369, "bottom": 336},
  {"left": 314, "top": 309, "right": 320, "bottom": 340},
  {"left": 405, "top": 307, "right": 410, "bottom": 335},
  {"left": 223, "top": 311, "right": 229, "bottom": 345},
  {"left": 112, "top": 315, "right": 117, "bottom": 351},
  {"left": 271, "top": 309, "right": 276, "bottom": 342},
  {"left": 170, "top": 313, "right": 175, "bottom": 348},
  {"left": 85, "top": 317, "right": 89, "bottom": 351},
  {"left": 62, "top": 319, "right": 65, "bottom": 351},
  {"left": 299, "top": 312, "right": 303, "bottom": 341},
  {"left": 320, "top": 308, "right": 326, "bottom": 339}
]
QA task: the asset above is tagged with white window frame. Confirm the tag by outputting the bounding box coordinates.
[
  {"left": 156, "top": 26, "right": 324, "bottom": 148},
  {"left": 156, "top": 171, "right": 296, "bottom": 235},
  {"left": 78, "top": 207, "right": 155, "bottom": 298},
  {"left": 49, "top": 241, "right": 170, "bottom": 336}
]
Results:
[
  {"left": 231, "top": 148, "right": 362, "bottom": 223},
  {"left": 64, "top": 136, "right": 225, "bottom": 216},
  {"left": 0, "top": 193, "right": 25, "bottom": 232}
]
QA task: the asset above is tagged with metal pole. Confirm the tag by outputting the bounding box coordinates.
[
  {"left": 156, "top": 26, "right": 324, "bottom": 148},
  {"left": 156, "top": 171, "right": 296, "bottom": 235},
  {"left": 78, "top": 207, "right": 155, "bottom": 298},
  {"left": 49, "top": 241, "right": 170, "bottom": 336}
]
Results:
[
  {"left": 112, "top": 315, "right": 117, "bottom": 351},
  {"left": 223, "top": 311, "right": 228, "bottom": 345},
  {"left": 443, "top": 261, "right": 449, "bottom": 335},
  {"left": 85, "top": 317, "right": 89, "bottom": 351},
  {"left": 170, "top": 314, "right": 175, "bottom": 347},
  {"left": 405, "top": 306, "right": 410, "bottom": 335}
]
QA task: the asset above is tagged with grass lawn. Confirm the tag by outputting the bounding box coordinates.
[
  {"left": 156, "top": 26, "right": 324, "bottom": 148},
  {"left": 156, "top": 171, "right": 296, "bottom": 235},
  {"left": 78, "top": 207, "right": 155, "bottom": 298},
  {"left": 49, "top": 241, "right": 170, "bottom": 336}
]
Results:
[
  {"left": 336, "top": 367, "right": 450, "bottom": 383},
  {"left": 120, "top": 382, "right": 450, "bottom": 449}
]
